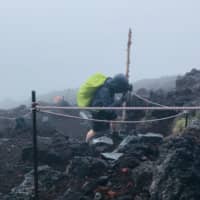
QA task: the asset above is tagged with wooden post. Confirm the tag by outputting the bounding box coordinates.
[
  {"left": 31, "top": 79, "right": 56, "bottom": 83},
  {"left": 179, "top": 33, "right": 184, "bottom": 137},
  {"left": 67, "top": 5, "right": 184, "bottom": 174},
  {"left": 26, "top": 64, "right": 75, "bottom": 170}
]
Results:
[
  {"left": 122, "top": 28, "right": 132, "bottom": 121},
  {"left": 125, "top": 28, "right": 132, "bottom": 79}
]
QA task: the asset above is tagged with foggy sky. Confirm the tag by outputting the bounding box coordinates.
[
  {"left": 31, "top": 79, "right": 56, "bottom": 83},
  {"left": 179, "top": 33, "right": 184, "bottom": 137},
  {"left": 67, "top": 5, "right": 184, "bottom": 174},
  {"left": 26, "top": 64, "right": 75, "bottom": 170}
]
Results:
[{"left": 0, "top": 0, "right": 200, "bottom": 100}]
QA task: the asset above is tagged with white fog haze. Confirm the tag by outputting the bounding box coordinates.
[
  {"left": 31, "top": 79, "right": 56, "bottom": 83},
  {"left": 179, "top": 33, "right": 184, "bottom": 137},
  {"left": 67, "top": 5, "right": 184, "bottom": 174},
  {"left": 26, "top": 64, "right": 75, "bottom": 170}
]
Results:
[{"left": 0, "top": 0, "right": 200, "bottom": 105}]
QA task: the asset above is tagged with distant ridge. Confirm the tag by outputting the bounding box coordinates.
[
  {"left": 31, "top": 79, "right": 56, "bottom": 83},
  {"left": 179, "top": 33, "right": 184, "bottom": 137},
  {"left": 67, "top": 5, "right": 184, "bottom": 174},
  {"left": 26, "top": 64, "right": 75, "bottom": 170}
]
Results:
[
  {"left": 0, "top": 76, "right": 178, "bottom": 109},
  {"left": 133, "top": 75, "right": 177, "bottom": 91}
]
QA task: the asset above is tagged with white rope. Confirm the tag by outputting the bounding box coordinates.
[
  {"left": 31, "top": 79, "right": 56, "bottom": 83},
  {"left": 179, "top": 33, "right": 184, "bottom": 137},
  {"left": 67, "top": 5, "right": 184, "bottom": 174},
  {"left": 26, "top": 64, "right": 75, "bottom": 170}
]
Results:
[
  {"left": 132, "top": 92, "right": 168, "bottom": 107},
  {"left": 38, "top": 110, "right": 185, "bottom": 124},
  {"left": 37, "top": 105, "right": 200, "bottom": 111}
]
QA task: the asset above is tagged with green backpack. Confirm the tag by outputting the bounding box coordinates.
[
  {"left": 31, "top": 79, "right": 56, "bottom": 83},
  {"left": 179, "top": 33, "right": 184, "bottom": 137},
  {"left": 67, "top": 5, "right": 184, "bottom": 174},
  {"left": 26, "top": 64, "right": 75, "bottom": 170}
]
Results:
[{"left": 77, "top": 73, "right": 107, "bottom": 107}]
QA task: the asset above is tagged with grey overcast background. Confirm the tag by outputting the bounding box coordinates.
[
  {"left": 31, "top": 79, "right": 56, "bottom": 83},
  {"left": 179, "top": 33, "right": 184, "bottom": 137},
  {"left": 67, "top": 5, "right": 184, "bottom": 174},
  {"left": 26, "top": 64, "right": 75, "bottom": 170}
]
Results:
[{"left": 0, "top": 0, "right": 199, "bottom": 101}]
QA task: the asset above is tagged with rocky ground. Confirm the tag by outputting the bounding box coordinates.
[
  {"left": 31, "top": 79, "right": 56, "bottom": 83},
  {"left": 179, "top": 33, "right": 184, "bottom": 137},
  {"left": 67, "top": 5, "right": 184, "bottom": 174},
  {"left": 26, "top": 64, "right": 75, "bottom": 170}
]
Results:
[
  {"left": 0, "top": 117, "right": 200, "bottom": 200},
  {"left": 1, "top": 69, "right": 200, "bottom": 199}
]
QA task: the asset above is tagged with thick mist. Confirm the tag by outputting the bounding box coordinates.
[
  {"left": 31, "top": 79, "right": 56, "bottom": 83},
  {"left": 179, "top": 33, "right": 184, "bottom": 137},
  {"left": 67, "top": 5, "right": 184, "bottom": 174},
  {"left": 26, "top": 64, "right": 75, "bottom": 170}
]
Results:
[{"left": 0, "top": 0, "right": 200, "bottom": 103}]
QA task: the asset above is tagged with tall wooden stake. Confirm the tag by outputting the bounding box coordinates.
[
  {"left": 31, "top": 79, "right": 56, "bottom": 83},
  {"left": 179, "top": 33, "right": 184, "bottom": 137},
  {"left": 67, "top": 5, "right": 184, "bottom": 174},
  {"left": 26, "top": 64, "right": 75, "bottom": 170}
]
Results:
[
  {"left": 122, "top": 29, "right": 132, "bottom": 121},
  {"left": 125, "top": 28, "right": 132, "bottom": 79}
]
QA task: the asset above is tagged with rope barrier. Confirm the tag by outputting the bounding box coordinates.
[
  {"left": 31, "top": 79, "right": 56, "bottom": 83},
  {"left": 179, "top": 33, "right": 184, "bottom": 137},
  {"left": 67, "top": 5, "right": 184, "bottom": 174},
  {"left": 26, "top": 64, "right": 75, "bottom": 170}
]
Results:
[
  {"left": 132, "top": 92, "right": 168, "bottom": 107},
  {"left": 37, "top": 105, "right": 200, "bottom": 111},
  {"left": 38, "top": 110, "right": 185, "bottom": 124}
]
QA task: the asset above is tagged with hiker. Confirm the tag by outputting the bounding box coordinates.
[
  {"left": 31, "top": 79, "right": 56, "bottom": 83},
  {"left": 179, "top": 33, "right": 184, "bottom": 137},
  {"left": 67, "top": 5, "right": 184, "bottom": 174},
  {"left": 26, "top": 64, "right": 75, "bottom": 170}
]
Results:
[{"left": 77, "top": 73, "right": 132, "bottom": 143}]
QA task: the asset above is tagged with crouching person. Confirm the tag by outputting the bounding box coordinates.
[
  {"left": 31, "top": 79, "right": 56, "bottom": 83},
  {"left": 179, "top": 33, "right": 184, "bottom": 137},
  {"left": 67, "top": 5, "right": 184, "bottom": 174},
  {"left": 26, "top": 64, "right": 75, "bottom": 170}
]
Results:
[{"left": 77, "top": 73, "right": 132, "bottom": 143}]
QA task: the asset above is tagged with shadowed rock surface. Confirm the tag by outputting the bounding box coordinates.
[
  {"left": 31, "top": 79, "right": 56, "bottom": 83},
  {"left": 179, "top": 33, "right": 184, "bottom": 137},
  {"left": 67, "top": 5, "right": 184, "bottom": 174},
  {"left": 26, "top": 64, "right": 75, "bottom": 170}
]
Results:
[
  {"left": 1, "top": 69, "right": 200, "bottom": 199},
  {"left": 1, "top": 124, "right": 200, "bottom": 200}
]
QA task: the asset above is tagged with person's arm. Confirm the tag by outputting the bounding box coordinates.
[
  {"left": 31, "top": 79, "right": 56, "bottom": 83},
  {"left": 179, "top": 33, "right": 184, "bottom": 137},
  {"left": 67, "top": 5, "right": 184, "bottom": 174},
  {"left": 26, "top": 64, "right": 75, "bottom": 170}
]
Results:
[
  {"left": 110, "top": 94, "right": 126, "bottom": 107},
  {"left": 111, "top": 84, "right": 132, "bottom": 107},
  {"left": 92, "top": 88, "right": 126, "bottom": 107}
]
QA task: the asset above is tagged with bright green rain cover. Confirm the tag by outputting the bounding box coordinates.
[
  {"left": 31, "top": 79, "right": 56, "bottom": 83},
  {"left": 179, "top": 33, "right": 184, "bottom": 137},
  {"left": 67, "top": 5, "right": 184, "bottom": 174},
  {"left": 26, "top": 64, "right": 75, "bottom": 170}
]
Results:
[{"left": 77, "top": 73, "right": 107, "bottom": 107}]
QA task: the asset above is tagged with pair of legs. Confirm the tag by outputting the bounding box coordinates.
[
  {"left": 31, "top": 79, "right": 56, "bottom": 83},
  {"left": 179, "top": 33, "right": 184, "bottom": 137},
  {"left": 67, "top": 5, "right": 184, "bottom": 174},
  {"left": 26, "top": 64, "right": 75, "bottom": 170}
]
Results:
[{"left": 85, "top": 110, "right": 117, "bottom": 142}]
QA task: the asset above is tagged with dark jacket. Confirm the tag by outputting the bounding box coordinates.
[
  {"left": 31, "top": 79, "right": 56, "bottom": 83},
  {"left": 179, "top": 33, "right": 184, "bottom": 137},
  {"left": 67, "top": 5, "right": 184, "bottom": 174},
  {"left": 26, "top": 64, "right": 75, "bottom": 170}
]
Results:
[
  {"left": 90, "top": 78, "right": 121, "bottom": 108},
  {"left": 90, "top": 79, "right": 117, "bottom": 122},
  {"left": 89, "top": 74, "right": 130, "bottom": 131},
  {"left": 91, "top": 74, "right": 130, "bottom": 107}
]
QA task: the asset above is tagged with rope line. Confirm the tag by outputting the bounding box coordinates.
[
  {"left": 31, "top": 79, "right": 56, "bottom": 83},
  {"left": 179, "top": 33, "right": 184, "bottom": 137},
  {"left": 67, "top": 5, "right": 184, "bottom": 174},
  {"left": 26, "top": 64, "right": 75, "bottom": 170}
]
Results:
[
  {"left": 132, "top": 92, "right": 168, "bottom": 107},
  {"left": 38, "top": 110, "right": 185, "bottom": 124},
  {"left": 37, "top": 105, "right": 200, "bottom": 111}
]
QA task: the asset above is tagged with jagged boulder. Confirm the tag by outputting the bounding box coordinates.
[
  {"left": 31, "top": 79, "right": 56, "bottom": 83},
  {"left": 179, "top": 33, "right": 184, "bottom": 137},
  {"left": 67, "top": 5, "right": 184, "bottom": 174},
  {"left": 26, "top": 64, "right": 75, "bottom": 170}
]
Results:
[
  {"left": 132, "top": 161, "right": 154, "bottom": 194},
  {"left": 150, "top": 133, "right": 200, "bottom": 200},
  {"left": 117, "top": 134, "right": 163, "bottom": 162},
  {"left": 176, "top": 69, "right": 200, "bottom": 92},
  {"left": 175, "top": 69, "right": 200, "bottom": 106},
  {"left": 3, "top": 165, "right": 64, "bottom": 200},
  {"left": 66, "top": 156, "right": 108, "bottom": 178}
]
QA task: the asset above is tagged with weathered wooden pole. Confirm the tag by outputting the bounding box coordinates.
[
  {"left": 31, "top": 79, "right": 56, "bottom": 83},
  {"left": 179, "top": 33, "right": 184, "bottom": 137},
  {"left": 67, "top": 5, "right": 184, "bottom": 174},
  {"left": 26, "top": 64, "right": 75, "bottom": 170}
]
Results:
[
  {"left": 125, "top": 28, "right": 132, "bottom": 80},
  {"left": 122, "top": 28, "right": 132, "bottom": 121}
]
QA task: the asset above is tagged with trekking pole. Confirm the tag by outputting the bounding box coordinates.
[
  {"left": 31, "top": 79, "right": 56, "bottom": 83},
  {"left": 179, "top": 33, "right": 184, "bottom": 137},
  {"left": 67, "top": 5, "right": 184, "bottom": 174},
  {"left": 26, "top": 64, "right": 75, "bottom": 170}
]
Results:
[
  {"left": 122, "top": 28, "right": 132, "bottom": 121},
  {"left": 32, "top": 91, "right": 39, "bottom": 200}
]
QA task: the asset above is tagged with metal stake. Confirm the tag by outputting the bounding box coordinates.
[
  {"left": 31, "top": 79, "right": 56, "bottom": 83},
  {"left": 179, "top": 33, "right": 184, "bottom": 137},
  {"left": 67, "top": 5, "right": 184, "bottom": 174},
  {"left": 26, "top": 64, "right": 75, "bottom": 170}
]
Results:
[{"left": 32, "top": 91, "right": 39, "bottom": 200}]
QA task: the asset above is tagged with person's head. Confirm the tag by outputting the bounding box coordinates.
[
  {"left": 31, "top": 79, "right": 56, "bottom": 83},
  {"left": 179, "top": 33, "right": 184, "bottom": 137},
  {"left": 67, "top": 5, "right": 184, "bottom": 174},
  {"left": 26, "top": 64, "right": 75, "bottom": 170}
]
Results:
[{"left": 108, "top": 74, "right": 131, "bottom": 93}]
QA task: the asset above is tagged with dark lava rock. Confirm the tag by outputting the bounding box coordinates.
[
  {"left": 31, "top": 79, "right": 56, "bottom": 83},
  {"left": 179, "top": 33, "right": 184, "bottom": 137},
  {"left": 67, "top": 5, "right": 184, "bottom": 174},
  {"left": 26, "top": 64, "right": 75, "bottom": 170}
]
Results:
[
  {"left": 132, "top": 161, "right": 154, "bottom": 193},
  {"left": 176, "top": 68, "right": 200, "bottom": 93},
  {"left": 116, "top": 195, "right": 133, "bottom": 200},
  {"left": 66, "top": 156, "right": 108, "bottom": 178},
  {"left": 57, "top": 189, "right": 92, "bottom": 200},
  {"left": 81, "top": 179, "right": 99, "bottom": 194},
  {"left": 4, "top": 165, "right": 64, "bottom": 200},
  {"left": 150, "top": 134, "right": 200, "bottom": 200},
  {"left": 22, "top": 136, "right": 72, "bottom": 166},
  {"left": 118, "top": 134, "right": 162, "bottom": 162},
  {"left": 22, "top": 135, "right": 92, "bottom": 167},
  {"left": 97, "top": 176, "right": 109, "bottom": 185}
]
